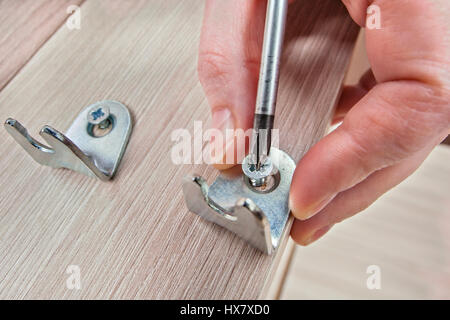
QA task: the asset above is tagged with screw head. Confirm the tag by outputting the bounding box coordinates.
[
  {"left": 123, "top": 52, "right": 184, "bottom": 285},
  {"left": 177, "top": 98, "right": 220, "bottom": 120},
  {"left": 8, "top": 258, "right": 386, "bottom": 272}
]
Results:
[
  {"left": 242, "top": 154, "right": 273, "bottom": 187},
  {"left": 87, "top": 105, "right": 110, "bottom": 125}
]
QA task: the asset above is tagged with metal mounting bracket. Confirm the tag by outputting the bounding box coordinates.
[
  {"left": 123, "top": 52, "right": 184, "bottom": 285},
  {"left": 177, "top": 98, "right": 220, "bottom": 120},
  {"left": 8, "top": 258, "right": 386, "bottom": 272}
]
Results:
[
  {"left": 4, "top": 100, "right": 132, "bottom": 181},
  {"left": 182, "top": 148, "right": 295, "bottom": 254}
]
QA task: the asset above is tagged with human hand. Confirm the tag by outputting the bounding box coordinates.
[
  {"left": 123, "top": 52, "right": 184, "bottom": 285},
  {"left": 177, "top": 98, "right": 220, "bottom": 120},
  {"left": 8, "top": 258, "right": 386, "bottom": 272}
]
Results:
[{"left": 198, "top": 0, "right": 450, "bottom": 245}]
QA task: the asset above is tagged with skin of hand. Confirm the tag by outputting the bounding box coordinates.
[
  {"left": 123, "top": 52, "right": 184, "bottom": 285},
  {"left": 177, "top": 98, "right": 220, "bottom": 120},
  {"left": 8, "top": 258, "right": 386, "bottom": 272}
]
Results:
[{"left": 198, "top": 0, "right": 450, "bottom": 245}]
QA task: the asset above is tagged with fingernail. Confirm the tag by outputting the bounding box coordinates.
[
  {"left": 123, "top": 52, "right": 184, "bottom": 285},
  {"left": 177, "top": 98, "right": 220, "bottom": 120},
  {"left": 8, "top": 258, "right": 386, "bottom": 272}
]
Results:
[
  {"left": 211, "top": 108, "right": 234, "bottom": 165},
  {"left": 304, "top": 225, "right": 332, "bottom": 245},
  {"left": 289, "top": 194, "right": 335, "bottom": 221}
]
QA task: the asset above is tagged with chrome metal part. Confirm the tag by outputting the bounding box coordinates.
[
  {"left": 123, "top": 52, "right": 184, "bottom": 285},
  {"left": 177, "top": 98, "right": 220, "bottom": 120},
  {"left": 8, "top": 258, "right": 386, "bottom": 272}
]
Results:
[
  {"left": 242, "top": 154, "right": 273, "bottom": 187},
  {"left": 87, "top": 104, "right": 110, "bottom": 126},
  {"left": 183, "top": 148, "right": 295, "bottom": 254},
  {"left": 254, "top": 0, "right": 288, "bottom": 116},
  {"left": 4, "top": 100, "right": 132, "bottom": 180},
  {"left": 249, "top": 0, "right": 288, "bottom": 174}
]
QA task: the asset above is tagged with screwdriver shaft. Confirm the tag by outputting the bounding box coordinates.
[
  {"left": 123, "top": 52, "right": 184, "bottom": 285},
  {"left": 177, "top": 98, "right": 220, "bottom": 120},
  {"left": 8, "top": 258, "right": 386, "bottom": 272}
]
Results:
[{"left": 250, "top": 0, "right": 288, "bottom": 168}]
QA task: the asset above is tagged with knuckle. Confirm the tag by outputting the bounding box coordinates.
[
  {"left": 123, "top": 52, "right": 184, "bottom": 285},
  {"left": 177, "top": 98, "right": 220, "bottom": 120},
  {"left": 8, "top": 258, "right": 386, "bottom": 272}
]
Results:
[
  {"left": 344, "top": 82, "right": 450, "bottom": 169},
  {"left": 379, "top": 82, "right": 450, "bottom": 142},
  {"left": 197, "top": 50, "right": 233, "bottom": 85},
  {"left": 403, "top": 83, "right": 449, "bottom": 122},
  {"left": 340, "top": 125, "right": 385, "bottom": 175},
  {"left": 363, "top": 101, "right": 416, "bottom": 158}
]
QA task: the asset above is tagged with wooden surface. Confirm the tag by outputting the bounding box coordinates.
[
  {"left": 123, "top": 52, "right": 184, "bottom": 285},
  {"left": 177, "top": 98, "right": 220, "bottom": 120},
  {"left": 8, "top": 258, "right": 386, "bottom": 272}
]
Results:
[
  {"left": 0, "top": 0, "right": 358, "bottom": 299},
  {"left": 263, "top": 239, "right": 296, "bottom": 299},
  {"left": 344, "top": 29, "right": 370, "bottom": 85},
  {"left": 0, "top": 0, "right": 84, "bottom": 91},
  {"left": 281, "top": 145, "right": 450, "bottom": 299}
]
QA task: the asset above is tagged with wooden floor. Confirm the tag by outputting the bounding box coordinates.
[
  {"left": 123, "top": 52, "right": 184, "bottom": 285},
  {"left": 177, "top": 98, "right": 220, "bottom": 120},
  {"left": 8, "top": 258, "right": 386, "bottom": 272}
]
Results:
[
  {"left": 0, "top": 0, "right": 359, "bottom": 298},
  {"left": 0, "top": 0, "right": 84, "bottom": 91}
]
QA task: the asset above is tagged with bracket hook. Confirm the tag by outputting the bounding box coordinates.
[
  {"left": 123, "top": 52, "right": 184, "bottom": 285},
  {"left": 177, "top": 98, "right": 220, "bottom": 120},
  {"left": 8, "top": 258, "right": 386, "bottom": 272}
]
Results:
[
  {"left": 4, "top": 100, "right": 132, "bottom": 180},
  {"left": 183, "top": 148, "right": 295, "bottom": 254}
]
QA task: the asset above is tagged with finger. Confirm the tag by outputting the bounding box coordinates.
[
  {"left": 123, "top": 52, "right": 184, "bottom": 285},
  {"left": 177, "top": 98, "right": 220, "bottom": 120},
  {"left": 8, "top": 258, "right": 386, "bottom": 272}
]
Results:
[
  {"left": 341, "top": 0, "right": 371, "bottom": 26},
  {"left": 290, "top": 0, "right": 450, "bottom": 220},
  {"left": 198, "top": 0, "right": 267, "bottom": 169},
  {"left": 364, "top": 0, "right": 448, "bottom": 86},
  {"left": 334, "top": 69, "right": 376, "bottom": 123},
  {"left": 290, "top": 144, "right": 434, "bottom": 245},
  {"left": 290, "top": 80, "right": 449, "bottom": 221},
  {"left": 342, "top": 0, "right": 448, "bottom": 86}
]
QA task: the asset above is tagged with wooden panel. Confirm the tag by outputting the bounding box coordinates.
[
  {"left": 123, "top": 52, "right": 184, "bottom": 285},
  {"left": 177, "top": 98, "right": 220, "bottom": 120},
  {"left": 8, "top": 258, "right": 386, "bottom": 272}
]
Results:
[
  {"left": 262, "top": 239, "right": 296, "bottom": 299},
  {"left": 281, "top": 145, "right": 450, "bottom": 299},
  {"left": 344, "top": 29, "right": 370, "bottom": 85},
  {"left": 442, "top": 135, "right": 450, "bottom": 146},
  {"left": 0, "top": 0, "right": 84, "bottom": 91},
  {"left": 0, "top": 0, "right": 358, "bottom": 299}
]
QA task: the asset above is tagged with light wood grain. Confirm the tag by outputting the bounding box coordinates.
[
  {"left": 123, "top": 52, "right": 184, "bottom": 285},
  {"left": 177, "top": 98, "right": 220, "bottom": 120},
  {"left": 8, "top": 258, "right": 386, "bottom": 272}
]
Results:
[
  {"left": 344, "top": 29, "right": 370, "bottom": 85},
  {"left": 263, "top": 239, "right": 296, "bottom": 299},
  {"left": 0, "top": 0, "right": 84, "bottom": 91},
  {"left": 281, "top": 145, "right": 450, "bottom": 299},
  {"left": 0, "top": 0, "right": 358, "bottom": 299}
]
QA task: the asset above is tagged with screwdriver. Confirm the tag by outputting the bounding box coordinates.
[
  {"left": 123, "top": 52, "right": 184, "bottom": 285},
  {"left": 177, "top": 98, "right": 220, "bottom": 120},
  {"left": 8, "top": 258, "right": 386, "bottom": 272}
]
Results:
[{"left": 243, "top": 0, "right": 288, "bottom": 187}]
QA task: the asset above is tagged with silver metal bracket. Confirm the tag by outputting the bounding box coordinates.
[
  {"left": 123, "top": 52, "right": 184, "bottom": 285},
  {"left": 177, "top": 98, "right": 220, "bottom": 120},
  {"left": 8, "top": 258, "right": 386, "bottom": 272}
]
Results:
[
  {"left": 4, "top": 100, "right": 132, "bottom": 181},
  {"left": 182, "top": 148, "right": 295, "bottom": 254}
]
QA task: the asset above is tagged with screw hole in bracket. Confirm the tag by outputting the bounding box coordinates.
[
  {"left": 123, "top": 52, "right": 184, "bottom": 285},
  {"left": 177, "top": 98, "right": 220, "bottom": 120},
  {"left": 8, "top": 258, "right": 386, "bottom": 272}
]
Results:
[
  {"left": 183, "top": 148, "right": 296, "bottom": 254},
  {"left": 244, "top": 169, "right": 280, "bottom": 194},
  {"left": 87, "top": 115, "right": 115, "bottom": 138},
  {"left": 4, "top": 100, "right": 132, "bottom": 180}
]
